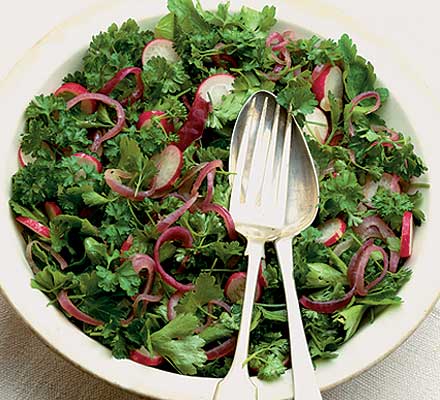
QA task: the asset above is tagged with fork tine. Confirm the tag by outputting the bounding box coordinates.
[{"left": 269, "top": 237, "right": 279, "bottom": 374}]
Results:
[
  {"left": 244, "top": 95, "right": 272, "bottom": 204},
  {"left": 260, "top": 103, "right": 280, "bottom": 209},
  {"left": 230, "top": 96, "right": 258, "bottom": 208},
  {"left": 276, "top": 115, "right": 292, "bottom": 219}
]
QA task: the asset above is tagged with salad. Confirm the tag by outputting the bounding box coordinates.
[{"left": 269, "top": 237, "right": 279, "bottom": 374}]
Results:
[{"left": 9, "top": 0, "right": 428, "bottom": 381}]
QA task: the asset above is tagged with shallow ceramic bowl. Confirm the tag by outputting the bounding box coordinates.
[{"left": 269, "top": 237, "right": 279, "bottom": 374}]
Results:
[{"left": 0, "top": 0, "right": 439, "bottom": 399}]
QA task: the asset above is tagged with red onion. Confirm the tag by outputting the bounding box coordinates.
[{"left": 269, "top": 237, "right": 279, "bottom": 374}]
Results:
[
  {"left": 154, "top": 227, "right": 195, "bottom": 292},
  {"left": 131, "top": 254, "right": 157, "bottom": 313},
  {"left": 212, "top": 43, "right": 238, "bottom": 68},
  {"left": 104, "top": 169, "right": 154, "bottom": 200},
  {"left": 195, "top": 299, "right": 232, "bottom": 334},
  {"left": 57, "top": 290, "right": 103, "bottom": 326},
  {"left": 67, "top": 93, "right": 125, "bottom": 152},
  {"left": 348, "top": 239, "right": 389, "bottom": 296},
  {"left": 299, "top": 287, "right": 356, "bottom": 314},
  {"left": 167, "top": 291, "right": 184, "bottom": 320},
  {"left": 205, "top": 336, "right": 237, "bottom": 360},
  {"left": 190, "top": 160, "right": 223, "bottom": 197},
  {"left": 353, "top": 215, "right": 400, "bottom": 272},
  {"left": 130, "top": 348, "right": 164, "bottom": 367},
  {"left": 347, "top": 91, "right": 381, "bottom": 136},
  {"left": 156, "top": 195, "right": 198, "bottom": 233},
  {"left": 99, "top": 67, "right": 144, "bottom": 106},
  {"left": 204, "top": 171, "right": 215, "bottom": 205},
  {"left": 371, "top": 125, "right": 400, "bottom": 148},
  {"left": 133, "top": 293, "right": 163, "bottom": 310},
  {"left": 197, "top": 202, "right": 238, "bottom": 240}
]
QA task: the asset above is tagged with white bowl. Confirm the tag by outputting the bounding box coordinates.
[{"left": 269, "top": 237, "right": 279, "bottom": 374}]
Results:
[{"left": 0, "top": 0, "right": 439, "bottom": 399}]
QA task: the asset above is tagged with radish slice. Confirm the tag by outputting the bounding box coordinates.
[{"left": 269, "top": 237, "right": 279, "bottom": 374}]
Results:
[
  {"left": 44, "top": 201, "right": 62, "bottom": 220},
  {"left": 18, "top": 146, "right": 36, "bottom": 167},
  {"left": 224, "top": 272, "right": 262, "bottom": 303},
  {"left": 258, "top": 260, "right": 268, "bottom": 288},
  {"left": 303, "top": 107, "right": 329, "bottom": 144},
  {"left": 317, "top": 218, "right": 346, "bottom": 246},
  {"left": 55, "top": 82, "right": 96, "bottom": 114},
  {"left": 16, "top": 216, "right": 50, "bottom": 239},
  {"left": 142, "top": 38, "right": 180, "bottom": 65},
  {"left": 150, "top": 145, "right": 183, "bottom": 193},
  {"left": 196, "top": 74, "right": 235, "bottom": 107},
  {"left": 363, "top": 173, "right": 401, "bottom": 206},
  {"left": 57, "top": 290, "right": 103, "bottom": 326},
  {"left": 72, "top": 152, "right": 103, "bottom": 173},
  {"left": 130, "top": 347, "right": 164, "bottom": 367},
  {"left": 311, "top": 64, "right": 343, "bottom": 112},
  {"left": 137, "top": 110, "right": 174, "bottom": 133},
  {"left": 400, "top": 211, "right": 413, "bottom": 258}
]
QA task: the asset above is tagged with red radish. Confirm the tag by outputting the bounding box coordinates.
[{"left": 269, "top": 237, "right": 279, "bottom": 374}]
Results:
[
  {"left": 142, "top": 38, "right": 180, "bottom": 65},
  {"left": 150, "top": 145, "right": 183, "bottom": 193},
  {"left": 380, "top": 173, "right": 401, "bottom": 193},
  {"left": 400, "top": 211, "right": 413, "bottom": 258},
  {"left": 311, "top": 64, "right": 343, "bottom": 112},
  {"left": 224, "top": 272, "right": 262, "bottom": 303},
  {"left": 16, "top": 216, "right": 51, "bottom": 239},
  {"left": 55, "top": 82, "right": 96, "bottom": 114},
  {"left": 363, "top": 173, "right": 401, "bottom": 205},
  {"left": 18, "top": 146, "right": 35, "bottom": 167},
  {"left": 130, "top": 348, "right": 164, "bottom": 367},
  {"left": 121, "top": 235, "right": 133, "bottom": 254},
  {"left": 72, "top": 152, "right": 103, "bottom": 173},
  {"left": 137, "top": 110, "right": 174, "bottom": 133},
  {"left": 303, "top": 107, "right": 329, "bottom": 144},
  {"left": 196, "top": 74, "right": 235, "bottom": 107},
  {"left": 317, "top": 218, "right": 346, "bottom": 246},
  {"left": 258, "top": 260, "right": 268, "bottom": 288},
  {"left": 44, "top": 201, "right": 62, "bottom": 220}
]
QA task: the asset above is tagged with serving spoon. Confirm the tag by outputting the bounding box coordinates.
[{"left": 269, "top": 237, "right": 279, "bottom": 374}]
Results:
[{"left": 213, "top": 91, "right": 321, "bottom": 399}]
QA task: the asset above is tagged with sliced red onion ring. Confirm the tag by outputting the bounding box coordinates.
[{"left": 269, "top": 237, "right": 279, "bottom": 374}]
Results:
[
  {"left": 167, "top": 291, "right": 184, "bottom": 321},
  {"left": 130, "top": 348, "right": 164, "bottom": 367},
  {"left": 212, "top": 43, "right": 238, "bottom": 68},
  {"left": 99, "top": 67, "right": 144, "bottom": 106},
  {"left": 195, "top": 299, "right": 233, "bottom": 334},
  {"left": 347, "top": 91, "right": 381, "bottom": 136},
  {"left": 156, "top": 195, "right": 198, "bottom": 233},
  {"left": 67, "top": 93, "right": 125, "bottom": 152},
  {"left": 204, "top": 171, "right": 215, "bottom": 205},
  {"left": 353, "top": 215, "right": 400, "bottom": 272},
  {"left": 131, "top": 254, "right": 157, "bottom": 313},
  {"left": 154, "top": 227, "right": 195, "bottom": 292},
  {"left": 371, "top": 125, "right": 400, "bottom": 145},
  {"left": 348, "top": 239, "right": 389, "bottom": 296},
  {"left": 197, "top": 202, "right": 238, "bottom": 240},
  {"left": 57, "top": 290, "right": 103, "bottom": 326},
  {"left": 299, "top": 287, "right": 356, "bottom": 314},
  {"left": 133, "top": 293, "right": 163, "bottom": 310},
  {"left": 190, "top": 160, "right": 223, "bottom": 198},
  {"left": 29, "top": 241, "right": 68, "bottom": 271},
  {"left": 205, "top": 336, "right": 237, "bottom": 361},
  {"left": 104, "top": 169, "right": 154, "bottom": 200}
]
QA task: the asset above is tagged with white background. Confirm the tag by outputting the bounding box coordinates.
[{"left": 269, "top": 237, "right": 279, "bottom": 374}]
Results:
[{"left": 0, "top": 1, "right": 439, "bottom": 400}]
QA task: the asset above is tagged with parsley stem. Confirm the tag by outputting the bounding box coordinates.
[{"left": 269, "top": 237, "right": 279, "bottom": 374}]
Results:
[{"left": 254, "top": 303, "right": 286, "bottom": 308}]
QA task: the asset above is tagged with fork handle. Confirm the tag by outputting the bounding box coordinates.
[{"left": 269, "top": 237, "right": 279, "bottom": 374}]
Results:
[
  {"left": 275, "top": 237, "right": 323, "bottom": 400},
  {"left": 213, "top": 238, "right": 265, "bottom": 400}
]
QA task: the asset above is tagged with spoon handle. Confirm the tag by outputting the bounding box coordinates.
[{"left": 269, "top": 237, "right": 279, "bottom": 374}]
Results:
[
  {"left": 275, "top": 237, "right": 323, "bottom": 400},
  {"left": 213, "top": 239, "right": 265, "bottom": 400}
]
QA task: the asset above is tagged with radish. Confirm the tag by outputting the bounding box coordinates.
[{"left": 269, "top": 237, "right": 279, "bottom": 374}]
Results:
[
  {"left": 72, "top": 152, "right": 103, "bottom": 173},
  {"left": 150, "top": 145, "right": 183, "bottom": 193},
  {"left": 317, "top": 218, "right": 346, "bottom": 246},
  {"left": 55, "top": 82, "right": 96, "bottom": 114},
  {"left": 130, "top": 347, "right": 164, "bottom": 367},
  {"left": 137, "top": 110, "right": 174, "bottom": 133},
  {"left": 303, "top": 107, "right": 329, "bottom": 144},
  {"left": 44, "top": 201, "right": 62, "bottom": 220},
  {"left": 224, "top": 272, "right": 262, "bottom": 303},
  {"left": 16, "top": 216, "right": 51, "bottom": 239},
  {"left": 400, "top": 211, "right": 413, "bottom": 258},
  {"left": 142, "top": 38, "right": 180, "bottom": 65},
  {"left": 258, "top": 260, "right": 268, "bottom": 288},
  {"left": 311, "top": 64, "right": 343, "bottom": 112},
  {"left": 196, "top": 74, "right": 235, "bottom": 107},
  {"left": 363, "top": 173, "right": 401, "bottom": 205},
  {"left": 18, "top": 146, "right": 35, "bottom": 167}
]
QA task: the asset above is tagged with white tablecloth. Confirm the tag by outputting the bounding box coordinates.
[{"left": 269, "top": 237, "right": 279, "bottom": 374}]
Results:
[{"left": 1, "top": 1, "right": 439, "bottom": 399}]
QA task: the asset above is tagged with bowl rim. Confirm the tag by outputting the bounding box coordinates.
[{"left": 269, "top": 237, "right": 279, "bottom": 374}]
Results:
[{"left": 0, "top": 0, "right": 439, "bottom": 399}]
